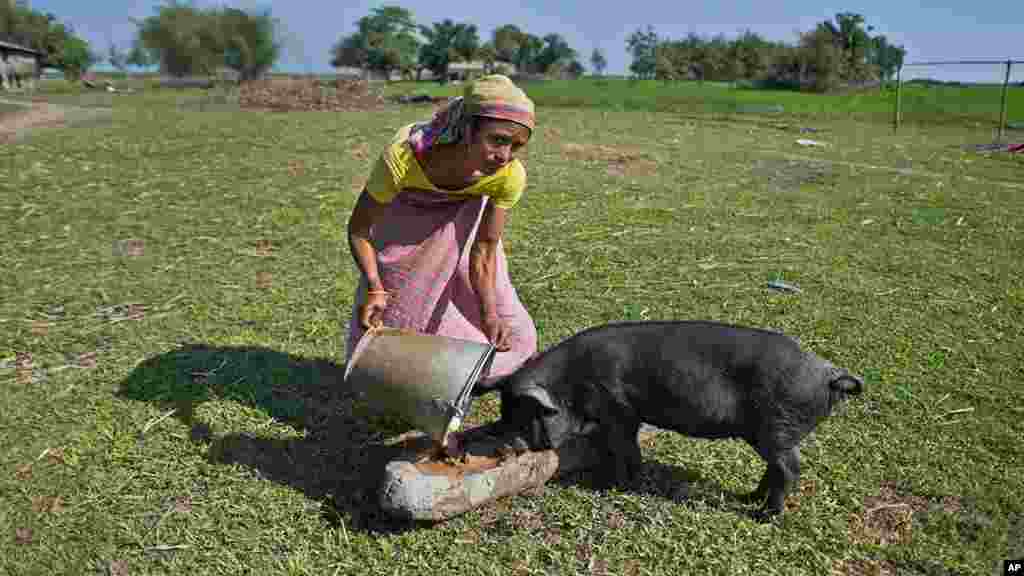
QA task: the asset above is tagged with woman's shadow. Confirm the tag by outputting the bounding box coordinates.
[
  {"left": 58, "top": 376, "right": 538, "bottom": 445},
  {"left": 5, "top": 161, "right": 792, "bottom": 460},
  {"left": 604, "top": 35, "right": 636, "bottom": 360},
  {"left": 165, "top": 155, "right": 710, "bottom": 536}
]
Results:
[{"left": 116, "top": 342, "right": 433, "bottom": 535}]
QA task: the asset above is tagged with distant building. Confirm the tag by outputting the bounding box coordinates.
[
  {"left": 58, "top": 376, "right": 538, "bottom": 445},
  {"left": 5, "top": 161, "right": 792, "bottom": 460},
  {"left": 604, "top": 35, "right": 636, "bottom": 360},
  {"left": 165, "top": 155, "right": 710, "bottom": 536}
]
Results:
[
  {"left": 488, "top": 61, "right": 518, "bottom": 76},
  {"left": 447, "top": 61, "right": 486, "bottom": 82},
  {"left": 0, "top": 39, "right": 44, "bottom": 62}
]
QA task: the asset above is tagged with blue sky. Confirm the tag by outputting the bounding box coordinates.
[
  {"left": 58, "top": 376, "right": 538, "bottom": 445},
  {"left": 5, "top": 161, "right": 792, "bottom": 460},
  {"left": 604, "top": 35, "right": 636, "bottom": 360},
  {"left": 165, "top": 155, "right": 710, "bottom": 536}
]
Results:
[{"left": 23, "top": 0, "right": 1024, "bottom": 83}]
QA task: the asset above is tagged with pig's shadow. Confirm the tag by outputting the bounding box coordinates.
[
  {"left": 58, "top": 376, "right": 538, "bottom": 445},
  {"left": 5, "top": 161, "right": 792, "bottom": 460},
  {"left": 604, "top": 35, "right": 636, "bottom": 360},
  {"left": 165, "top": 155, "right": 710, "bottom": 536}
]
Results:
[
  {"left": 116, "top": 342, "right": 435, "bottom": 535},
  {"left": 551, "top": 441, "right": 763, "bottom": 518}
]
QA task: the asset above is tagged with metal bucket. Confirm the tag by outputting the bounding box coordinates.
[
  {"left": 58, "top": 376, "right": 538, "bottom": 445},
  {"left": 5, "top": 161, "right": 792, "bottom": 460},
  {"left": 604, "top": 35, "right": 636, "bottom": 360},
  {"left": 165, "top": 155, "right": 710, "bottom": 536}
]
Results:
[{"left": 344, "top": 327, "right": 496, "bottom": 446}]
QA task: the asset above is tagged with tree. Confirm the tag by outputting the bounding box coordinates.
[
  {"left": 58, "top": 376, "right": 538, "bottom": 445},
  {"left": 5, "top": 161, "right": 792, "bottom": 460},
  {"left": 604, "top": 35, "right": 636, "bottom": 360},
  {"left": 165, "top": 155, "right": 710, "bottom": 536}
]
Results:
[
  {"left": 108, "top": 42, "right": 128, "bottom": 72},
  {"left": 534, "top": 33, "right": 576, "bottom": 75},
  {"left": 59, "top": 36, "right": 98, "bottom": 80},
  {"left": 477, "top": 42, "right": 497, "bottom": 70},
  {"left": 868, "top": 34, "right": 905, "bottom": 83},
  {"left": 590, "top": 47, "right": 607, "bottom": 75},
  {"left": 131, "top": 1, "right": 224, "bottom": 77},
  {"left": 217, "top": 7, "right": 282, "bottom": 80},
  {"left": 566, "top": 60, "right": 585, "bottom": 79},
  {"left": 834, "top": 12, "right": 872, "bottom": 81},
  {"left": 418, "top": 19, "right": 479, "bottom": 82},
  {"left": 729, "top": 30, "right": 770, "bottom": 81},
  {"left": 655, "top": 43, "right": 682, "bottom": 82},
  {"left": 492, "top": 24, "right": 523, "bottom": 64},
  {"left": 330, "top": 6, "right": 420, "bottom": 79},
  {"left": 626, "top": 25, "right": 658, "bottom": 79},
  {"left": 798, "top": 24, "right": 843, "bottom": 92},
  {"left": 513, "top": 32, "right": 543, "bottom": 74}
]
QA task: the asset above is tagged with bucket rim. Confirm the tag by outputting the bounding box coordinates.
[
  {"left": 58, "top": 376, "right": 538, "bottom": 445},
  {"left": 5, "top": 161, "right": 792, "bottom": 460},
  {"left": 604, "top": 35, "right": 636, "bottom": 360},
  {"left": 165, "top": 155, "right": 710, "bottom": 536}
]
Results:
[{"left": 343, "top": 326, "right": 496, "bottom": 385}]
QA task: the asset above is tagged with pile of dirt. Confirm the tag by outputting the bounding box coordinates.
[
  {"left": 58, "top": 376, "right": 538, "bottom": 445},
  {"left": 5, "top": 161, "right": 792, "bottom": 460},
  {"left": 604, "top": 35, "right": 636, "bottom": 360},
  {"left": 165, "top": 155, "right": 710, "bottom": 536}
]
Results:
[{"left": 238, "top": 77, "right": 386, "bottom": 112}]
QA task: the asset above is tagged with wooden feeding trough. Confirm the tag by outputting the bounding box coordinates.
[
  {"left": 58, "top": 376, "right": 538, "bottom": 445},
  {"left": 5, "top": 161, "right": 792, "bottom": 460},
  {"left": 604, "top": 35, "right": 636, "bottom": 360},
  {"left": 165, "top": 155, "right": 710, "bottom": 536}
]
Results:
[{"left": 377, "top": 422, "right": 601, "bottom": 522}]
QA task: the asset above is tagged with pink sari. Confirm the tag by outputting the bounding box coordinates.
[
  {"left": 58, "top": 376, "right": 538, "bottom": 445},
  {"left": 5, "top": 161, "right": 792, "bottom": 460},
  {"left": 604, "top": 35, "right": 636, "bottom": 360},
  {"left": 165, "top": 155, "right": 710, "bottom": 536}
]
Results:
[{"left": 346, "top": 190, "right": 537, "bottom": 384}]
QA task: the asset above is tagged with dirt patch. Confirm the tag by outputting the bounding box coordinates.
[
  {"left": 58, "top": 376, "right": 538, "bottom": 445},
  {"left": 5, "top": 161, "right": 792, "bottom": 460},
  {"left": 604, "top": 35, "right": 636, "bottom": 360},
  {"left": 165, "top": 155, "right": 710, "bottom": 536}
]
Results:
[
  {"left": 0, "top": 102, "right": 69, "bottom": 142},
  {"left": 561, "top": 142, "right": 658, "bottom": 178},
  {"left": 849, "top": 483, "right": 931, "bottom": 547},
  {"left": 238, "top": 77, "right": 386, "bottom": 112},
  {"left": 0, "top": 100, "right": 112, "bottom": 143}
]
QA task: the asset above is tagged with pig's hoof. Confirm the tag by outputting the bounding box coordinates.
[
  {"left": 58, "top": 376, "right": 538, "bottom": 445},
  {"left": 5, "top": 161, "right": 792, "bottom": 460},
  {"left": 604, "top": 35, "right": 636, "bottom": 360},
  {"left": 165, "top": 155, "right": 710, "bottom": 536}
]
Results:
[{"left": 751, "top": 507, "right": 782, "bottom": 523}]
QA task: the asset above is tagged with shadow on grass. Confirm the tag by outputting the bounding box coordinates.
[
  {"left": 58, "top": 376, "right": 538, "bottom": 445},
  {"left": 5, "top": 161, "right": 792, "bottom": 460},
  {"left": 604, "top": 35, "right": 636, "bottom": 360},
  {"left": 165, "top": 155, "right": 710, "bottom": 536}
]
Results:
[
  {"left": 116, "top": 342, "right": 437, "bottom": 535},
  {"left": 553, "top": 458, "right": 763, "bottom": 519}
]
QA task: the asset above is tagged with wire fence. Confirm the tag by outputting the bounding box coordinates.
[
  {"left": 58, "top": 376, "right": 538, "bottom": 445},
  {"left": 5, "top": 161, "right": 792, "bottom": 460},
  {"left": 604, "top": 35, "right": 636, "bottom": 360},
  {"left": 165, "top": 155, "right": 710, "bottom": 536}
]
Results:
[{"left": 894, "top": 59, "right": 1024, "bottom": 140}]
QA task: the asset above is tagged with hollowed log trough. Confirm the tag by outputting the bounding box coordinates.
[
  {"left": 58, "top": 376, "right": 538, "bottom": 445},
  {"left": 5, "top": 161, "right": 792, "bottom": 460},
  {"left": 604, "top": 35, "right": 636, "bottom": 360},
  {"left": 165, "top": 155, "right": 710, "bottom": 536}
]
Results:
[{"left": 378, "top": 422, "right": 604, "bottom": 522}]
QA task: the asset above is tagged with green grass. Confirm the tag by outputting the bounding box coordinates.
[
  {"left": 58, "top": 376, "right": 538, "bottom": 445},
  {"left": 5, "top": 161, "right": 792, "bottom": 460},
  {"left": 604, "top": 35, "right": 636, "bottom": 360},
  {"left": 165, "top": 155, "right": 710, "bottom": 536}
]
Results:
[
  {"left": 384, "top": 77, "right": 1024, "bottom": 128},
  {"left": 1, "top": 85, "right": 1022, "bottom": 575},
  {"left": 0, "top": 101, "right": 29, "bottom": 118}
]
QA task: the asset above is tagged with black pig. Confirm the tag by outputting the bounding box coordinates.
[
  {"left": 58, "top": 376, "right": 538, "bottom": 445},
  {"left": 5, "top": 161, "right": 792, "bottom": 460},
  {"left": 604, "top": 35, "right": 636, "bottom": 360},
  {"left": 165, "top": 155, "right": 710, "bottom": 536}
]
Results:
[{"left": 490, "top": 320, "right": 864, "bottom": 519}]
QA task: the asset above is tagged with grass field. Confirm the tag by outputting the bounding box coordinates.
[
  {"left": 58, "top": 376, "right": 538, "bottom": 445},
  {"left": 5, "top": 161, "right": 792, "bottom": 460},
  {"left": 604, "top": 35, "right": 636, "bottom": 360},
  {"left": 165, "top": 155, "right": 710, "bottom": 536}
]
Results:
[
  {"left": 384, "top": 77, "right": 1024, "bottom": 130},
  {"left": 1, "top": 81, "right": 1023, "bottom": 575}
]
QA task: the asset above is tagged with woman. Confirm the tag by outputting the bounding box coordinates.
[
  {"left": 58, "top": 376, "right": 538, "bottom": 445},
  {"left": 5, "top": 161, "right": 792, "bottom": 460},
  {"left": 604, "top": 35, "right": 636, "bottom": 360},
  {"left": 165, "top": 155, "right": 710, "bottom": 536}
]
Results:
[{"left": 346, "top": 75, "right": 538, "bottom": 386}]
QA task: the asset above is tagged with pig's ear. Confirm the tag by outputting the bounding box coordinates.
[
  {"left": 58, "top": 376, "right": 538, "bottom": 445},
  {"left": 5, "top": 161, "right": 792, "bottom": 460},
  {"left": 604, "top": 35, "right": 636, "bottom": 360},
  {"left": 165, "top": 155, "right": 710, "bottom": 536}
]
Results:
[{"left": 518, "top": 385, "right": 560, "bottom": 415}]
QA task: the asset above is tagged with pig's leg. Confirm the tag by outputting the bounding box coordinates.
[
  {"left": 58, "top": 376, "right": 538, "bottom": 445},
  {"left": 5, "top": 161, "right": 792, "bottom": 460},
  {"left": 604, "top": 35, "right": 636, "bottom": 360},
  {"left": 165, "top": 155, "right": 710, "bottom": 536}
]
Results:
[
  {"left": 608, "top": 415, "right": 642, "bottom": 487},
  {"left": 754, "top": 446, "right": 800, "bottom": 519},
  {"left": 593, "top": 395, "right": 642, "bottom": 489}
]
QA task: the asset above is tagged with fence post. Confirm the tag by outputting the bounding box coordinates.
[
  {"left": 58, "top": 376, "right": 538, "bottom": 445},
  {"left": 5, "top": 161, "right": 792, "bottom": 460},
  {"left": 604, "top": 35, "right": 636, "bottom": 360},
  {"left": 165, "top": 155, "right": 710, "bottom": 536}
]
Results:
[
  {"left": 894, "top": 65, "right": 903, "bottom": 132},
  {"left": 998, "top": 60, "right": 1012, "bottom": 142}
]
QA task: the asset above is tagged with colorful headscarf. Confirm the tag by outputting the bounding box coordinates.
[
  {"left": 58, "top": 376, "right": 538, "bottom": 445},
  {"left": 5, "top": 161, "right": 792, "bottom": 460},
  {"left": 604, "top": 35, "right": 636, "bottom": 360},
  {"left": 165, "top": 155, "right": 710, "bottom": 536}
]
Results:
[{"left": 409, "top": 74, "right": 535, "bottom": 158}]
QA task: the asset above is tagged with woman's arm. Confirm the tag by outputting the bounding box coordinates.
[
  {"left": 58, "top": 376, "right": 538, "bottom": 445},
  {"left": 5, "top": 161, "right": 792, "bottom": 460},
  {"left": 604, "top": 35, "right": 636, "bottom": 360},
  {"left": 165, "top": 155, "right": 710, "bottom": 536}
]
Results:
[
  {"left": 347, "top": 189, "right": 390, "bottom": 328},
  {"left": 470, "top": 202, "right": 511, "bottom": 349},
  {"left": 347, "top": 188, "right": 386, "bottom": 291}
]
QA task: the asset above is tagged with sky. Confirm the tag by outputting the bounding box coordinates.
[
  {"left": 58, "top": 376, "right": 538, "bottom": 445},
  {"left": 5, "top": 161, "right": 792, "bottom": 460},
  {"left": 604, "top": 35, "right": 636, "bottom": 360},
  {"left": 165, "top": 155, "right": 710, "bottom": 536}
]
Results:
[{"left": 21, "top": 0, "right": 1024, "bottom": 83}]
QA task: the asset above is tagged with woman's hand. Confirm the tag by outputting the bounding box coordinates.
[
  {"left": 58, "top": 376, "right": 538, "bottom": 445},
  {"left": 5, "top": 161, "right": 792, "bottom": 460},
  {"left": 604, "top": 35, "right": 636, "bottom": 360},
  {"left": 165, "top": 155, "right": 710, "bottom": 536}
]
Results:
[
  {"left": 359, "top": 292, "right": 389, "bottom": 329},
  {"left": 482, "top": 313, "right": 512, "bottom": 351}
]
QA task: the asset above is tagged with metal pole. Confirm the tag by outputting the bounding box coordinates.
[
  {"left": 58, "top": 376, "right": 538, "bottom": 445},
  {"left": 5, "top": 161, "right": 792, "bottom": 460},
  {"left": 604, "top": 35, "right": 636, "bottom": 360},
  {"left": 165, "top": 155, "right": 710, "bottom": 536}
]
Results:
[
  {"left": 998, "top": 60, "right": 1012, "bottom": 142},
  {"left": 894, "top": 65, "right": 903, "bottom": 131}
]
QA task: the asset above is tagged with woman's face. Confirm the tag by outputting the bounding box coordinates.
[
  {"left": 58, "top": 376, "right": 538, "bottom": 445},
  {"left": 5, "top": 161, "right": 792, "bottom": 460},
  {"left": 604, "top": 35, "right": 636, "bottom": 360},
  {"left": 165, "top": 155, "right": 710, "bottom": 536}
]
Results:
[{"left": 465, "top": 118, "right": 531, "bottom": 176}]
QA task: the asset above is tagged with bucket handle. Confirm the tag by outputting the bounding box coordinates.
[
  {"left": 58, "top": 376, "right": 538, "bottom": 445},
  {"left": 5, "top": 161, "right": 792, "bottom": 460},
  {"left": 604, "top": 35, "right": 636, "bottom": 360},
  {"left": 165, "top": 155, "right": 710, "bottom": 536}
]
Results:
[{"left": 449, "top": 342, "right": 497, "bottom": 420}]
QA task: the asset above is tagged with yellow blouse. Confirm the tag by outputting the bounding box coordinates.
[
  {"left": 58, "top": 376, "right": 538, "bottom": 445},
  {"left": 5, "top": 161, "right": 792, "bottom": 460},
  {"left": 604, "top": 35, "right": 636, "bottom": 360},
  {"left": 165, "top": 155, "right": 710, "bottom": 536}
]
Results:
[{"left": 364, "top": 123, "right": 526, "bottom": 210}]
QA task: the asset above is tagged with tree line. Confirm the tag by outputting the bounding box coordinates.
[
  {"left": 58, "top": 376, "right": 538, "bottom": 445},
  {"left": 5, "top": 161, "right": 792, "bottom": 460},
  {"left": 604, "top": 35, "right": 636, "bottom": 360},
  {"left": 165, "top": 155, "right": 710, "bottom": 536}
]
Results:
[
  {"left": 3, "top": 1, "right": 907, "bottom": 93},
  {"left": 330, "top": 6, "right": 584, "bottom": 81},
  {"left": 626, "top": 13, "right": 907, "bottom": 92}
]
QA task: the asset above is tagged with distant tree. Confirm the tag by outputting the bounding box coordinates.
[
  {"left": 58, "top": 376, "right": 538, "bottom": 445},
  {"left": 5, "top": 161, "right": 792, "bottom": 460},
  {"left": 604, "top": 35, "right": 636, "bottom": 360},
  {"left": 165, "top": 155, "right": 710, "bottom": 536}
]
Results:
[
  {"left": 868, "top": 34, "right": 905, "bottom": 83},
  {"left": 514, "top": 32, "right": 543, "bottom": 74},
  {"left": 534, "top": 33, "right": 576, "bottom": 74},
  {"left": 130, "top": 1, "right": 222, "bottom": 77},
  {"left": 654, "top": 43, "right": 682, "bottom": 82},
  {"left": 217, "top": 7, "right": 282, "bottom": 80},
  {"left": 418, "top": 19, "right": 479, "bottom": 82},
  {"left": 60, "top": 35, "right": 99, "bottom": 80},
  {"left": 107, "top": 42, "right": 128, "bottom": 72},
  {"left": 701, "top": 34, "right": 730, "bottom": 81},
  {"left": 566, "top": 59, "right": 585, "bottom": 79},
  {"left": 833, "top": 12, "right": 873, "bottom": 81},
  {"left": 330, "top": 6, "right": 419, "bottom": 79},
  {"left": 478, "top": 42, "right": 497, "bottom": 69},
  {"left": 729, "top": 30, "right": 770, "bottom": 81},
  {"left": 590, "top": 47, "right": 607, "bottom": 75},
  {"left": 491, "top": 24, "right": 523, "bottom": 64},
  {"left": 799, "top": 24, "right": 843, "bottom": 92},
  {"left": 626, "top": 25, "right": 658, "bottom": 79}
]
